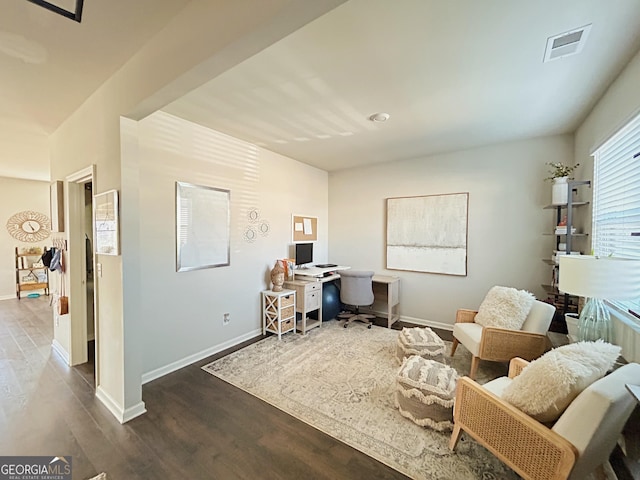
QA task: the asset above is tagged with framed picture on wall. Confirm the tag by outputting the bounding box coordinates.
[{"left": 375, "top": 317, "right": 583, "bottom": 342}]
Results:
[
  {"left": 386, "top": 192, "right": 469, "bottom": 276},
  {"left": 94, "top": 189, "right": 119, "bottom": 255}
]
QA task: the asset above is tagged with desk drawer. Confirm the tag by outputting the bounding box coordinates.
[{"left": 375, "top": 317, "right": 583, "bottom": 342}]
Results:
[
  {"left": 306, "top": 291, "right": 321, "bottom": 310},
  {"left": 306, "top": 283, "right": 321, "bottom": 293}
]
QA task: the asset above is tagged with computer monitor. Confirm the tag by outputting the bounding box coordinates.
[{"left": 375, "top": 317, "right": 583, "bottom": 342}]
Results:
[{"left": 295, "top": 242, "right": 313, "bottom": 266}]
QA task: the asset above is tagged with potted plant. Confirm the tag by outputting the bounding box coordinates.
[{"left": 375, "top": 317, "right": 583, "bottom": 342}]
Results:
[
  {"left": 545, "top": 162, "right": 580, "bottom": 181},
  {"left": 546, "top": 162, "right": 580, "bottom": 204}
]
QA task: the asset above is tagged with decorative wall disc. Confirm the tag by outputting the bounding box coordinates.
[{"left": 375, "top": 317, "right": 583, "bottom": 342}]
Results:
[
  {"left": 247, "top": 208, "right": 260, "bottom": 223},
  {"left": 243, "top": 226, "right": 257, "bottom": 243},
  {"left": 258, "top": 220, "right": 270, "bottom": 237}
]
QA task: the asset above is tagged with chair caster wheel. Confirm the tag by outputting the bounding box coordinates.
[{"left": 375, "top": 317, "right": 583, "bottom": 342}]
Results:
[
  {"left": 344, "top": 324, "right": 348, "bottom": 328},
  {"left": 367, "top": 324, "right": 372, "bottom": 329}
]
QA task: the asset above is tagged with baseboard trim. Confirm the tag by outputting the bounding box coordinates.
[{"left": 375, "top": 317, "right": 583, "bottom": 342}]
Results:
[
  {"left": 52, "top": 339, "right": 70, "bottom": 364},
  {"left": 122, "top": 401, "right": 147, "bottom": 423},
  {"left": 95, "top": 386, "right": 147, "bottom": 424},
  {"left": 398, "top": 314, "right": 454, "bottom": 331},
  {"left": 0, "top": 294, "right": 15, "bottom": 301},
  {"left": 141, "top": 328, "right": 263, "bottom": 384}
]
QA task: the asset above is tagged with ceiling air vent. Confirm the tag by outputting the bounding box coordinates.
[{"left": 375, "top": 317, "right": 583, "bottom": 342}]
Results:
[{"left": 543, "top": 24, "right": 592, "bottom": 62}]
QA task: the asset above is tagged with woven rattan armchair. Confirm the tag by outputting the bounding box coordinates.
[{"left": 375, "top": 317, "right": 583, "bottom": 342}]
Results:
[
  {"left": 450, "top": 299, "right": 555, "bottom": 379},
  {"left": 450, "top": 358, "right": 640, "bottom": 480}
]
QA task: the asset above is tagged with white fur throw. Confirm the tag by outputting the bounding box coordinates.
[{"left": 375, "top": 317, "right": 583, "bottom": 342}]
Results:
[
  {"left": 474, "top": 286, "right": 535, "bottom": 330},
  {"left": 502, "top": 340, "right": 621, "bottom": 422}
]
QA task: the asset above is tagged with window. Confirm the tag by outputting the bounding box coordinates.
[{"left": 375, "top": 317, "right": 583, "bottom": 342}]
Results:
[{"left": 592, "top": 112, "right": 640, "bottom": 318}]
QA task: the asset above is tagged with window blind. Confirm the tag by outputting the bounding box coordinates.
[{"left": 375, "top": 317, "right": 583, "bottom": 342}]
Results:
[{"left": 592, "top": 112, "right": 640, "bottom": 317}]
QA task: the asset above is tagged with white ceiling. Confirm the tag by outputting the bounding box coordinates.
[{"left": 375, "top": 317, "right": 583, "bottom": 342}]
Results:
[
  {"left": 2, "top": 0, "right": 640, "bottom": 180},
  {"left": 164, "top": 0, "right": 640, "bottom": 171},
  {"left": 0, "top": 0, "right": 190, "bottom": 180}
]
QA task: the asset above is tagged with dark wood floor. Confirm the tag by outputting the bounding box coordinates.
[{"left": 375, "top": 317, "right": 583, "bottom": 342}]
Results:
[
  {"left": 2, "top": 297, "right": 637, "bottom": 480},
  {"left": 0, "top": 297, "right": 425, "bottom": 480}
]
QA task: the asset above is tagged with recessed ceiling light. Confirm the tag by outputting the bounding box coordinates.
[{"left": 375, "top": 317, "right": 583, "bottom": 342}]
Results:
[{"left": 369, "top": 112, "right": 390, "bottom": 123}]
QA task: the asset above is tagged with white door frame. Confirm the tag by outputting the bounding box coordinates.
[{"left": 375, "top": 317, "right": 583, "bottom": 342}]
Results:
[{"left": 65, "top": 166, "right": 98, "bottom": 386}]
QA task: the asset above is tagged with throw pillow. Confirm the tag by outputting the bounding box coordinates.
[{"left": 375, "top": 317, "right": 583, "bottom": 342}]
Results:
[
  {"left": 474, "top": 286, "right": 535, "bottom": 330},
  {"left": 501, "top": 340, "right": 621, "bottom": 422}
]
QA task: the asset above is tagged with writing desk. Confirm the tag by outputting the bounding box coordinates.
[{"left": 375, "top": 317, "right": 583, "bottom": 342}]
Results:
[
  {"left": 285, "top": 266, "right": 349, "bottom": 334},
  {"left": 287, "top": 267, "right": 400, "bottom": 330},
  {"left": 369, "top": 274, "right": 400, "bottom": 328},
  {"left": 293, "top": 265, "right": 350, "bottom": 279}
]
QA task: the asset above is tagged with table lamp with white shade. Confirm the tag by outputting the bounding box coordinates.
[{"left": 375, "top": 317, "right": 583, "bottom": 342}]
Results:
[{"left": 558, "top": 255, "right": 640, "bottom": 342}]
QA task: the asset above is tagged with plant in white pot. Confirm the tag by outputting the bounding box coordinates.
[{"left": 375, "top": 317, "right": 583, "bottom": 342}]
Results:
[{"left": 545, "top": 162, "right": 580, "bottom": 205}]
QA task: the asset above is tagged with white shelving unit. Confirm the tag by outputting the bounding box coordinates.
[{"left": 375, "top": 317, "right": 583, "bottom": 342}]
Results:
[{"left": 262, "top": 289, "right": 296, "bottom": 340}]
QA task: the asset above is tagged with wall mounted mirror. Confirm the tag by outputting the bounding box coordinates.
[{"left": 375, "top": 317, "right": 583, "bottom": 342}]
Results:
[{"left": 176, "top": 182, "right": 230, "bottom": 272}]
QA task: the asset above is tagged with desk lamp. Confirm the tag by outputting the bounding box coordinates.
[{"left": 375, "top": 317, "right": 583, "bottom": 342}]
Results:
[{"left": 558, "top": 255, "right": 640, "bottom": 342}]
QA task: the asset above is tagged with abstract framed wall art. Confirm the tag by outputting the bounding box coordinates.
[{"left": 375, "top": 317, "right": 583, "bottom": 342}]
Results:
[{"left": 386, "top": 193, "right": 468, "bottom": 276}]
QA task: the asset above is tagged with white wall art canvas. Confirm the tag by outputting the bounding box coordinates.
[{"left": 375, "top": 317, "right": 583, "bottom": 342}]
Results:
[{"left": 386, "top": 193, "right": 468, "bottom": 275}]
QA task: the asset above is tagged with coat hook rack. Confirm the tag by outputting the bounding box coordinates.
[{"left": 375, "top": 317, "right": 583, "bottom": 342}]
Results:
[{"left": 52, "top": 237, "right": 67, "bottom": 251}]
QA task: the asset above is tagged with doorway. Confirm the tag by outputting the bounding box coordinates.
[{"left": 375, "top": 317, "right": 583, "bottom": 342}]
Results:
[
  {"left": 75, "top": 181, "right": 95, "bottom": 385},
  {"left": 65, "top": 166, "right": 99, "bottom": 388}
]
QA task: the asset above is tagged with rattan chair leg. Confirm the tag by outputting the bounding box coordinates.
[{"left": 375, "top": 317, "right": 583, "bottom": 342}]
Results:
[
  {"left": 469, "top": 356, "right": 480, "bottom": 380},
  {"left": 451, "top": 338, "right": 459, "bottom": 356},
  {"left": 449, "top": 425, "right": 463, "bottom": 450}
]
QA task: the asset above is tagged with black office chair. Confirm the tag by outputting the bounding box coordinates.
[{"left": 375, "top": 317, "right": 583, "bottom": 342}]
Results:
[{"left": 338, "top": 270, "right": 375, "bottom": 328}]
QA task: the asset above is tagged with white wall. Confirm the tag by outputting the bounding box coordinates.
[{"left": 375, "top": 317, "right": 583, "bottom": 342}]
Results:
[
  {"left": 0, "top": 177, "right": 50, "bottom": 299},
  {"left": 574, "top": 48, "right": 640, "bottom": 232},
  {"left": 574, "top": 48, "right": 640, "bottom": 362},
  {"left": 47, "top": 0, "right": 344, "bottom": 421},
  {"left": 136, "top": 111, "right": 328, "bottom": 378},
  {"left": 329, "top": 135, "right": 573, "bottom": 328}
]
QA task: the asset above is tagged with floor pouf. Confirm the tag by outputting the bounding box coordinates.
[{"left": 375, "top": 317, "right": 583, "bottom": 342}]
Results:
[
  {"left": 395, "top": 326, "right": 446, "bottom": 364},
  {"left": 395, "top": 356, "right": 458, "bottom": 431}
]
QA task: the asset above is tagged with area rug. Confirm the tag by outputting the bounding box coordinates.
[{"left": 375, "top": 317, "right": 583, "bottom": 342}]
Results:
[{"left": 202, "top": 322, "right": 516, "bottom": 480}]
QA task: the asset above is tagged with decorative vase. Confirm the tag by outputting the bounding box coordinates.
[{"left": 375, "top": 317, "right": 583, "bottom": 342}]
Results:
[
  {"left": 270, "top": 261, "right": 285, "bottom": 292},
  {"left": 551, "top": 176, "right": 569, "bottom": 205},
  {"left": 564, "top": 313, "right": 579, "bottom": 342},
  {"left": 577, "top": 298, "right": 613, "bottom": 342}
]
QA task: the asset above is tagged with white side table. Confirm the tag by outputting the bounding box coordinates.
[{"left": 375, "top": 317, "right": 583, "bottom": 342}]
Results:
[{"left": 262, "top": 289, "right": 296, "bottom": 340}]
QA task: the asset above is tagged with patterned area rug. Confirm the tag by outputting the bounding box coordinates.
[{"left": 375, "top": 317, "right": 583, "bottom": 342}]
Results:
[{"left": 202, "top": 322, "right": 516, "bottom": 480}]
